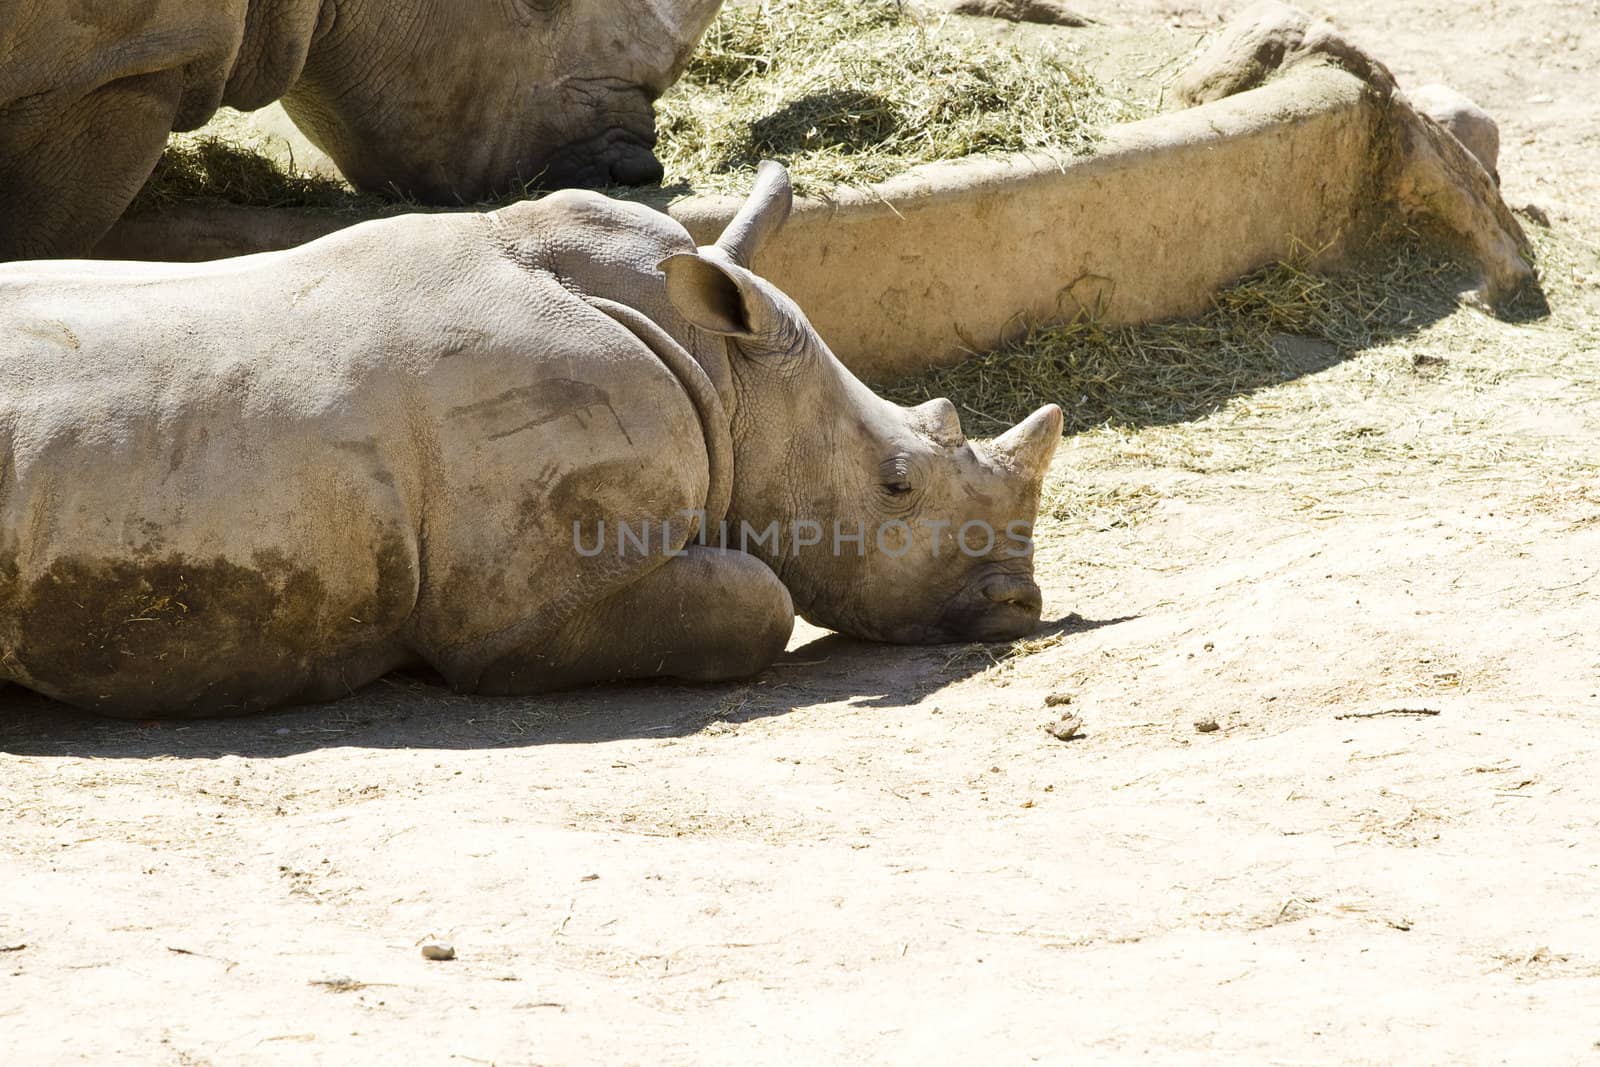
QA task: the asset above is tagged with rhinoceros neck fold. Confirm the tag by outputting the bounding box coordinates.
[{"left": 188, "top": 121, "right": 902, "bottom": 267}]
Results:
[{"left": 582, "top": 296, "right": 734, "bottom": 538}]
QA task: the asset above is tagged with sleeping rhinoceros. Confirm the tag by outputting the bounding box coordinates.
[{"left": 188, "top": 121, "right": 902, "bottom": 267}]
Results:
[
  {"left": 0, "top": 162, "right": 1062, "bottom": 718},
  {"left": 0, "top": 0, "right": 723, "bottom": 260}
]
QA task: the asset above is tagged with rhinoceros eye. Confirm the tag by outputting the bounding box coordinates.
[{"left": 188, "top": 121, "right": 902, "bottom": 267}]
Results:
[{"left": 880, "top": 455, "right": 915, "bottom": 497}]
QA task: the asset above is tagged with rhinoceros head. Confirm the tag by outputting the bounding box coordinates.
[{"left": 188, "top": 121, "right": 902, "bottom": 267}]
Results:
[
  {"left": 281, "top": 0, "right": 724, "bottom": 199},
  {"left": 660, "top": 163, "right": 1063, "bottom": 644}
]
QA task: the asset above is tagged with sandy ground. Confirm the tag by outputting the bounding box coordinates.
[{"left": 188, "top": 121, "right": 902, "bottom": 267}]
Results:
[{"left": 4, "top": 1, "right": 1600, "bottom": 1063}]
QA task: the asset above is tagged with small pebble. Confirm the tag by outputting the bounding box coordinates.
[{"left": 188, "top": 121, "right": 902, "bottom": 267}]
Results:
[
  {"left": 420, "top": 942, "right": 456, "bottom": 962},
  {"left": 1045, "top": 714, "right": 1084, "bottom": 741},
  {"left": 1044, "top": 692, "right": 1074, "bottom": 708},
  {"left": 1518, "top": 203, "right": 1552, "bottom": 227},
  {"left": 1195, "top": 719, "right": 1221, "bottom": 734}
]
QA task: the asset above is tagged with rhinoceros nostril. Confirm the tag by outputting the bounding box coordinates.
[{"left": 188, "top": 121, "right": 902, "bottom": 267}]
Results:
[{"left": 981, "top": 576, "right": 1042, "bottom": 614}]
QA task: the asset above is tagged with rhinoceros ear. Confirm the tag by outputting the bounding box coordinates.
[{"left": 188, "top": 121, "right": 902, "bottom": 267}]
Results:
[
  {"left": 659, "top": 252, "right": 760, "bottom": 337},
  {"left": 713, "top": 160, "right": 793, "bottom": 268}
]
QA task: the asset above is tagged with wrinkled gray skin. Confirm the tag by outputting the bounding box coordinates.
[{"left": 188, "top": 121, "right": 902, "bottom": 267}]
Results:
[
  {"left": 0, "top": 0, "right": 722, "bottom": 259},
  {"left": 0, "top": 162, "right": 1061, "bottom": 718}
]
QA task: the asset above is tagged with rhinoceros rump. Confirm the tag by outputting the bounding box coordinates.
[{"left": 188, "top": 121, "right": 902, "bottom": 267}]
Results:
[
  {"left": 0, "top": 0, "right": 723, "bottom": 259},
  {"left": 0, "top": 162, "right": 1061, "bottom": 718}
]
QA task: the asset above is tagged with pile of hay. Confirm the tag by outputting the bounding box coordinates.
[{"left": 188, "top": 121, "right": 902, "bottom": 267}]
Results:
[
  {"left": 134, "top": 136, "right": 361, "bottom": 213},
  {"left": 881, "top": 230, "right": 1475, "bottom": 437},
  {"left": 658, "top": 0, "right": 1125, "bottom": 193},
  {"left": 131, "top": 104, "right": 373, "bottom": 214}
]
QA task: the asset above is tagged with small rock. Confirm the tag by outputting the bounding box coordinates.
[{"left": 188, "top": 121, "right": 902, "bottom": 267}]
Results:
[
  {"left": 1044, "top": 692, "right": 1074, "bottom": 707},
  {"left": 1195, "top": 719, "right": 1221, "bottom": 734},
  {"left": 420, "top": 942, "right": 456, "bottom": 962},
  {"left": 580, "top": 873, "right": 600, "bottom": 882},
  {"left": 1518, "top": 203, "right": 1551, "bottom": 227},
  {"left": 1045, "top": 714, "right": 1084, "bottom": 741}
]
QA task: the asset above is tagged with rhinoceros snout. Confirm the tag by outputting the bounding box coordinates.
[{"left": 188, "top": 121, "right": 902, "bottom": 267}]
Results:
[
  {"left": 980, "top": 574, "right": 1043, "bottom": 616},
  {"left": 608, "top": 149, "right": 664, "bottom": 186},
  {"left": 539, "top": 128, "right": 664, "bottom": 189},
  {"left": 934, "top": 571, "right": 1044, "bottom": 643}
]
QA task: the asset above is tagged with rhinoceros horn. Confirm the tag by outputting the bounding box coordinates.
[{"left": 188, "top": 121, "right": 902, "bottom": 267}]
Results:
[
  {"left": 713, "top": 160, "right": 794, "bottom": 267},
  {"left": 989, "top": 404, "right": 1065, "bottom": 480}
]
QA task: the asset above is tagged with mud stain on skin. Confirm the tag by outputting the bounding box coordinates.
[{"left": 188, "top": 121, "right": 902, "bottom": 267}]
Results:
[
  {"left": 449, "top": 378, "right": 634, "bottom": 446},
  {"left": 437, "top": 324, "right": 492, "bottom": 358},
  {"left": 0, "top": 532, "right": 417, "bottom": 716},
  {"left": 512, "top": 461, "right": 563, "bottom": 538},
  {"left": 331, "top": 436, "right": 395, "bottom": 487},
  {"left": 164, "top": 425, "right": 210, "bottom": 476},
  {"left": 18, "top": 320, "right": 80, "bottom": 350}
]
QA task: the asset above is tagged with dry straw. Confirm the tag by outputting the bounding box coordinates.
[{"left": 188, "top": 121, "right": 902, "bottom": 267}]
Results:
[
  {"left": 881, "top": 229, "right": 1475, "bottom": 437},
  {"left": 657, "top": 0, "right": 1125, "bottom": 193}
]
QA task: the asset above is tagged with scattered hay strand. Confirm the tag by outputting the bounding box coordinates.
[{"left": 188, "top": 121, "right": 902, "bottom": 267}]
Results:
[{"left": 944, "top": 631, "right": 1066, "bottom": 677}]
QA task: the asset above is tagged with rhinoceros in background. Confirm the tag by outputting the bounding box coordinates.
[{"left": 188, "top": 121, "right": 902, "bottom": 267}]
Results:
[
  {"left": 0, "top": 162, "right": 1061, "bottom": 718},
  {"left": 1407, "top": 83, "right": 1500, "bottom": 185},
  {"left": 0, "top": 0, "right": 723, "bottom": 260}
]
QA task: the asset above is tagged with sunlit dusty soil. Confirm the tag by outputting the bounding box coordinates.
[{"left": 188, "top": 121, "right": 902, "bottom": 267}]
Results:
[{"left": 4, "top": 1, "right": 1599, "bottom": 1062}]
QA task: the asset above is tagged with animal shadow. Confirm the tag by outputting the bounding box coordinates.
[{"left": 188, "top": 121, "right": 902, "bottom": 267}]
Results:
[{"left": 0, "top": 613, "right": 1134, "bottom": 759}]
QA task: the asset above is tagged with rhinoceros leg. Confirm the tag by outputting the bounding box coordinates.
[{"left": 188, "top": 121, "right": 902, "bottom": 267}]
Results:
[
  {"left": 0, "top": 70, "right": 184, "bottom": 259},
  {"left": 472, "top": 547, "right": 795, "bottom": 695}
]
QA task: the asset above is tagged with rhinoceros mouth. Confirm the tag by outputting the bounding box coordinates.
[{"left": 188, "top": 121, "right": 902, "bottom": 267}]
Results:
[
  {"left": 930, "top": 568, "right": 1045, "bottom": 644},
  {"left": 937, "top": 596, "right": 1043, "bottom": 643},
  {"left": 540, "top": 127, "right": 664, "bottom": 188},
  {"left": 796, "top": 566, "right": 1045, "bottom": 646}
]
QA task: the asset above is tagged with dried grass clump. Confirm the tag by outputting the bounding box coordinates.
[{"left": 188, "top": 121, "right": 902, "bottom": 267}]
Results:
[
  {"left": 133, "top": 131, "right": 365, "bottom": 214},
  {"left": 657, "top": 0, "right": 1126, "bottom": 193},
  {"left": 882, "top": 230, "right": 1473, "bottom": 437}
]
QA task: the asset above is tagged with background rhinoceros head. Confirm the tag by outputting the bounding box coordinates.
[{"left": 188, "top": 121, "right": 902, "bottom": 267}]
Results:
[
  {"left": 660, "top": 162, "right": 1064, "bottom": 644},
  {"left": 281, "top": 0, "right": 725, "bottom": 199}
]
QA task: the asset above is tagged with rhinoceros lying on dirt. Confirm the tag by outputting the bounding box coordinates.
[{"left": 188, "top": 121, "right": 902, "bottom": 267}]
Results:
[
  {"left": 0, "top": 162, "right": 1061, "bottom": 718},
  {"left": 0, "top": 0, "right": 722, "bottom": 260}
]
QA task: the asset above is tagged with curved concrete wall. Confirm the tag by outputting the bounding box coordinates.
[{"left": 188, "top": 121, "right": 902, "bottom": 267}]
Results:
[
  {"left": 96, "top": 63, "right": 1379, "bottom": 381},
  {"left": 676, "top": 63, "right": 1377, "bottom": 379}
]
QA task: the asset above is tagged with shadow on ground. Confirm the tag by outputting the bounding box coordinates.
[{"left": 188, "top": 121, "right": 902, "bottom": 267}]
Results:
[{"left": 0, "top": 613, "right": 1135, "bottom": 760}]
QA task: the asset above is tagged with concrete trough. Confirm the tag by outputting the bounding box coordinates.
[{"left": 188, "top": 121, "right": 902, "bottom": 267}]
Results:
[{"left": 97, "top": 62, "right": 1381, "bottom": 382}]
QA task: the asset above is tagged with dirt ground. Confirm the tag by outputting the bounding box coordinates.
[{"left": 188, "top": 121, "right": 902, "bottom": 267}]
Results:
[{"left": 4, "top": 1, "right": 1599, "bottom": 1063}]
